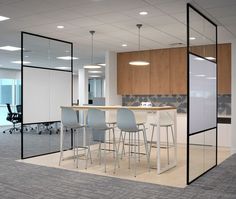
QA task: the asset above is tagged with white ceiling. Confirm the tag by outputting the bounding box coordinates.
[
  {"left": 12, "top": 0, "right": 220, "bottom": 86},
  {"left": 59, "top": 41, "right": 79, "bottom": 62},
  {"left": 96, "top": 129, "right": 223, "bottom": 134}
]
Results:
[{"left": 0, "top": 0, "right": 236, "bottom": 73}]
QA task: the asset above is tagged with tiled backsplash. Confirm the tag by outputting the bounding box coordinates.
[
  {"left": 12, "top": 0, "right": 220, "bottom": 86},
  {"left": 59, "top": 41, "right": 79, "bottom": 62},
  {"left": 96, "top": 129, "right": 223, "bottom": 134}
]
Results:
[{"left": 122, "top": 94, "right": 231, "bottom": 116}]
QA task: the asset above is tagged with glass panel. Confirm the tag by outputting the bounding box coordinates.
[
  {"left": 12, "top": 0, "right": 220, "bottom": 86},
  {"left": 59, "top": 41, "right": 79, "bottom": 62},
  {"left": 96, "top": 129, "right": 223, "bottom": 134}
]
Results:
[
  {"left": 187, "top": 5, "right": 217, "bottom": 184},
  {"left": 23, "top": 34, "right": 72, "bottom": 71},
  {"left": 189, "top": 129, "right": 216, "bottom": 182},
  {"left": 22, "top": 33, "right": 72, "bottom": 158}
]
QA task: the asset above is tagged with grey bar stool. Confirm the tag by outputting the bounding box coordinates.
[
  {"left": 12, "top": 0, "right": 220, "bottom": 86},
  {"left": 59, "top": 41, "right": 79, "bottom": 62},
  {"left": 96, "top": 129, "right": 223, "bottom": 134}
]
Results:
[
  {"left": 149, "top": 111, "right": 175, "bottom": 164},
  {"left": 87, "top": 108, "right": 119, "bottom": 173},
  {"left": 117, "top": 108, "right": 150, "bottom": 177},
  {"left": 59, "top": 107, "right": 92, "bottom": 169}
]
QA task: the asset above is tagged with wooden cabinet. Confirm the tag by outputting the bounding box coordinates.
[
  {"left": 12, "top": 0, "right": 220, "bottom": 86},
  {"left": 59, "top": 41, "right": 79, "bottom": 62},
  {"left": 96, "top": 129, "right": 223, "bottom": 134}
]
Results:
[
  {"left": 150, "top": 49, "right": 170, "bottom": 94},
  {"left": 117, "top": 52, "right": 133, "bottom": 95},
  {"left": 170, "top": 47, "right": 187, "bottom": 94},
  {"left": 218, "top": 43, "right": 231, "bottom": 94},
  {"left": 117, "top": 44, "right": 231, "bottom": 95},
  {"left": 117, "top": 51, "right": 150, "bottom": 95},
  {"left": 131, "top": 51, "right": 150, "bottom": 94}
]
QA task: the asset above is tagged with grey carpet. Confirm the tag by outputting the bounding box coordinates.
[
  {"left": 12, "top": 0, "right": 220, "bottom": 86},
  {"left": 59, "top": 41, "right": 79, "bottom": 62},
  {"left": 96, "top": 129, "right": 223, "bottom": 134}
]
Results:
[{"left": 0, "top": 128, "right": 236, "bottom": 198}]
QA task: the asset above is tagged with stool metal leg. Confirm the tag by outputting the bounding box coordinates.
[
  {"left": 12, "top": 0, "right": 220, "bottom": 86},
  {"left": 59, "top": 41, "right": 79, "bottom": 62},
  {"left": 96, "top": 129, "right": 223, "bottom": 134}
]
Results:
[
  {"left": 166, "top": 126, "right": 170, "bottom": 165},
  {"left": 143, "top": 128, "right": 150, "bottom": 171},
  {"left": 134, "top": 132, "right": 137, "bottom": 177},
  {"left": 149, "top": 125, "right": 155, "bottom": 157},
  {"left": 128, "top": 132, "right": 131, "bottom": 169}
]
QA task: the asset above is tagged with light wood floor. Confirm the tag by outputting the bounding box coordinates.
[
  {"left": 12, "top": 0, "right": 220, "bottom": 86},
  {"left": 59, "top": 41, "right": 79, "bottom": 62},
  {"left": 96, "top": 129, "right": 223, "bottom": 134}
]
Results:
[{"left": 19, "top": 144, "right": 231, "bottom": 188}]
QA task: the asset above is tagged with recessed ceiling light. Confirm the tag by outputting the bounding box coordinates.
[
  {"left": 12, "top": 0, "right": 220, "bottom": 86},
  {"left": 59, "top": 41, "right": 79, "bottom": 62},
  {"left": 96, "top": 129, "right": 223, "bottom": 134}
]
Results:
[
  {"left": 194, "top": 57, "right": 204, "bottom": 61},
  {"left": 205, "top": 56, "right": 216, "bottom": 60},
  {"left": 0, "top": 46, "right": 21, "bottom": 51},
  {"left": 11, "top": 61, "right": 31, "bottom": 64},
  {"left": 97, "top": 63, "right": 106, "bottom": 66},
  {"left": 88, "top": 71, "right": 102, "bottom": 73},
  {"left": 139, "top": 11, "right": 148, "bottom": 16},
  {"left": 57, "top": 56, "right": 78, "bottom": 60},
  {"left": 0, "top": 16, "right": 10, "bottom": 21},
  {"left": 25, "top": 55, "right": 29, "bottom": 58},
  {"left": 189, "top": 37, "right": 196, "bottom": 40},
  {"left": 122, "top": 44, "right": 127, "bottom": 47},
  {"left": 57, "top": 25, "right": 64, "bottom": 29},
  {"left": 84, "top": 65, "right": 101, "bottom": 69}
]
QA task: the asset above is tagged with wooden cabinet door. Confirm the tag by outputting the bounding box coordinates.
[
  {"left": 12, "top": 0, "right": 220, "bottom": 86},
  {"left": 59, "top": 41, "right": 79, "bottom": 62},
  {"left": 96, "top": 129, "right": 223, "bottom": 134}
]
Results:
[
  {"left": 218, "top": 43, "right": 231, "bottom": 94},
  {"left": 150, "top": 49, "right": 170, "bottom": 94},
  {"left": 170, "top": 47, "right": 187, "bottom": 94},
  {"left": 117, "top": 53, "right": 133, "bottom": 95},
  {"left": 131, "top": 51, "right": 150, "bottom": 95}
]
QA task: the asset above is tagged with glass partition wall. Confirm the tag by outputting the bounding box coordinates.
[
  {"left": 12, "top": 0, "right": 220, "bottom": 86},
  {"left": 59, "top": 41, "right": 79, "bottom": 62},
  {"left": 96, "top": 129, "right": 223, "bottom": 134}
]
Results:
[
  {"left": 21, "top": 32, "right": 73, "bottom": 158},
  {"left": 187, "top": 4, "right": 217, "bottom": 184}
]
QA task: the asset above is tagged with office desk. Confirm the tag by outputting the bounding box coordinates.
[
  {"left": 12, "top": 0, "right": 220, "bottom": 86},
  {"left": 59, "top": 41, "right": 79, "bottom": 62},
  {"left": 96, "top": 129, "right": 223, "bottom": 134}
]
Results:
[{"left": 60, "top": 105, "right": 177, "bottom": 174}]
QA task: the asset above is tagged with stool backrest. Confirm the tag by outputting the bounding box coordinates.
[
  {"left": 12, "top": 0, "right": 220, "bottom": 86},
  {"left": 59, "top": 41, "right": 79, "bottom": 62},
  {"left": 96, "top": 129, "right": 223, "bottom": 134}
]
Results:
[
  {"left": 61, "top": 107, "right": 78, "bottom": 126},
  {"left": 117, "top": 108, "right": 138, "bottom": 131},
  {"left": 87, "top": 108, "right": 107, "bottom": 129}
]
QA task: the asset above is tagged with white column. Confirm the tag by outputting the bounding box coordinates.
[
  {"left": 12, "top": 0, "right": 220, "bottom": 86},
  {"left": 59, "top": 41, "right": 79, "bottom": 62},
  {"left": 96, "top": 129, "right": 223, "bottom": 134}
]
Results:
[
  {"left": 78, "top": 69, "right": 88, "bottom": 105},
  {"left": 231, "top": 40, "right": 236, "bottom": 154},
  {"left": 105, "top": 51, "right": 122, "bottom": 106}
]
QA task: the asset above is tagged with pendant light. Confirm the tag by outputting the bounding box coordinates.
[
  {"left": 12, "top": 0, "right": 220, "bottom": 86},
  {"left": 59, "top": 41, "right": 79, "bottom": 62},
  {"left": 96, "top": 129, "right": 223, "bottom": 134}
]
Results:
[
  {"left": 129, "top": 24, "right": 150, "bottom": 66},
  {"left": 84, "top": 30, "right": 101, "bottom": 69}
]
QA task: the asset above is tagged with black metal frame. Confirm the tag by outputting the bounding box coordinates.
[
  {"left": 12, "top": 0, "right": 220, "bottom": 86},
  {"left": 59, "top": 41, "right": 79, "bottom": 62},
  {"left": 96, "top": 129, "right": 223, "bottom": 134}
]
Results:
[
  {"left": 186, "top": 3, "right": 218, "bottom": 184},
  {"left": 21, "top": 31, "right": 74, "bottom": 159}
]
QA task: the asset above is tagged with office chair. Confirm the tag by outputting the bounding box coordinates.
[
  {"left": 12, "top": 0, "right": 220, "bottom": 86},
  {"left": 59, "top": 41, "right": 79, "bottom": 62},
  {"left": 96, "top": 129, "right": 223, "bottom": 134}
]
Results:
[{"left": 3, "top": 104, "right": 21, "bottom": 134}]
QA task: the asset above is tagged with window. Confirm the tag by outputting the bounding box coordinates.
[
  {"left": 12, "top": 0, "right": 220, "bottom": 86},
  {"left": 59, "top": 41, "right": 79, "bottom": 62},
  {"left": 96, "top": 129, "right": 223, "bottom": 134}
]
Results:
[{"left": 0, "top": 79, "right": 21, "bottom": 126}]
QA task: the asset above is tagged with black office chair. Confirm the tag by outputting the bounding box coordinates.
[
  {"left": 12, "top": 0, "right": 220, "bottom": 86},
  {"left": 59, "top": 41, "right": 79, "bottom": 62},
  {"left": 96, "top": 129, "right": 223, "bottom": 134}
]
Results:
[{"left": 3, "top": 104, "right": 21, "bottom": 134}]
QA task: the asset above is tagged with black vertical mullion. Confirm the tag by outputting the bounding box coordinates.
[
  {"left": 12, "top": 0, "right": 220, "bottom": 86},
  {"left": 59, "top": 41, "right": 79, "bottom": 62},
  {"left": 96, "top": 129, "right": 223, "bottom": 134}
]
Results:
[
  {"left": 186, "top": 3, "right": 190, "bottom": 185},
  {"left": 71, "top": 43, "right": 74, "bottom": 150},
  {"left": 21, "top": 31, "right": 24, "bottom": 159}
]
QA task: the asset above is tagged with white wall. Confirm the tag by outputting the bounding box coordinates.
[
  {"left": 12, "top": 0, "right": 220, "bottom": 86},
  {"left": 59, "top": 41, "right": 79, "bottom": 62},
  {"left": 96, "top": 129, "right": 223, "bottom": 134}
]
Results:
[
  {"left": 231, "top": 40, "right": 236, "bottom": 154},
  {"left": 78, "top": 69, "right": 88, "bottom": 105},
  {"left": 0, "top": 68, "right": 20, "bottom": 79},
  {"left": 105, "top": 51, "right": 122, "bottom": 106},
  {"left": 73, "top": 74, "right": 78, "bottom": 104}
]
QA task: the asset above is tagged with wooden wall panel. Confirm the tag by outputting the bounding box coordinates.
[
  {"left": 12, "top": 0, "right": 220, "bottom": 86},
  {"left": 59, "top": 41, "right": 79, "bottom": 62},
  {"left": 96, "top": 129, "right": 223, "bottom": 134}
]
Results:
[
  {"left": 170, "top": 47, "right": 187, "bottom": 94},
  {"left": 150, "top": 49, "right": 170, "bottom": 94},
  {"left": 218, "top": 43, "right": 231, "bottom": 94},
  {"left": 117, "top": 53, "right": 133, "bottom": 95},
  {"left": 130, "top": 51, "right": 150, "bottom": 95}
]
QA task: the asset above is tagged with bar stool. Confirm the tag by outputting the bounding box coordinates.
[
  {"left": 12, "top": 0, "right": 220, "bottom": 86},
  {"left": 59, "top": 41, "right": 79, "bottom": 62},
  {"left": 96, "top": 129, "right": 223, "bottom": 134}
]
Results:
[
  {"left": 117, "top": 108, "right": 150, "bottom": 177},
  {"left": 59, "top": 107, "right": 92, "bottom": 169},
  {"left": 87, "top": 108, "right": 119, "bottom": 173},
  {"left": 149, "top": 111, "right": 175, "bottom": 164}
]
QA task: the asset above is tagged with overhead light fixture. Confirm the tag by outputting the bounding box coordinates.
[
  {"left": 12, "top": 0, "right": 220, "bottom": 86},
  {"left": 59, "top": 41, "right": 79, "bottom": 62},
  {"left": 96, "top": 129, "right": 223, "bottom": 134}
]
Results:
[
  {"left": 189, "top": 37, "right": 196, "bottom": 40},
  {"left": 139, "top": 11, "right": 148, "bottom": 16},
  {"left": 0, "top": 16, "right": 10, "bottom": 21},
  {"left": 84, "top": 30, "right": 101, "bottom": 69},
  {"left": 57, "top": 25, "right": 64, "bottom": 29},
  {"left": 57, "top": 56, "right": 78, "bottom": 60},
  {"left": 0, "top": 46, "right": 21, "bottom": 51},
  {"left": 122, "top": 44, "right": 127, "bottom": 47},
  {"left": 129, "top": 24, "right": 150, "bottom": 66},
  {"left": 88, "top": 70, "right": 102, "bottom": 73},
  {"left": 11, "top": 61, "right": 31, "bottom": 64},
  {"left": 97, "top": 63, "right": 106, "bottom": 66},
  {"left": 205, "top": 56, "right": 216, "bottom": 60}
]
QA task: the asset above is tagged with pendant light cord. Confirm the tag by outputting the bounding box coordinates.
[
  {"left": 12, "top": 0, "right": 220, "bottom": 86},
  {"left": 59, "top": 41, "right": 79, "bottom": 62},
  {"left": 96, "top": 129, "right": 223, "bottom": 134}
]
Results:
[
  {"left": 90, "top": 30, "right": 95, "bottom": 64},
  {"left": 137, "top": 24, "right": 142, "bottom": 51}
]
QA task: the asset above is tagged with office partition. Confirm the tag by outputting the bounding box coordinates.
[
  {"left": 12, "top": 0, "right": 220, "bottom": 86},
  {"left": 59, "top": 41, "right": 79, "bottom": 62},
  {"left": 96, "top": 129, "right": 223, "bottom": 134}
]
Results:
[
  {"left": 21, "top": 32, "right": 73, "bottom": 159},
  {"left": 187, "top": 4, "right": 217, "bottom": 184}
]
